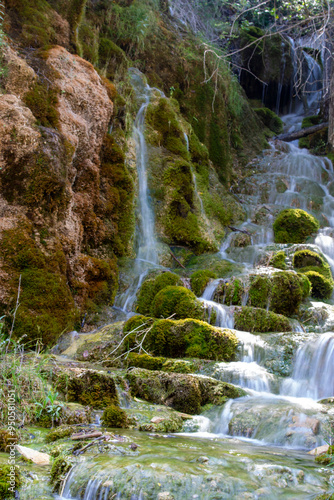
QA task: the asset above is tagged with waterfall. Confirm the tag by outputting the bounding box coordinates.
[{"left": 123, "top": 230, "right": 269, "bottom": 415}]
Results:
[
  {"left": 281, "top": 332, "right": 334, "bottom": 400},
  {"left": 115, "top": 69, "right": 165, "bottom": 313}
]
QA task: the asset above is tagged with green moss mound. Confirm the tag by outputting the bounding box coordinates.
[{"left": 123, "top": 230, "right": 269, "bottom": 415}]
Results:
[
  {"left": 248, "top": 275, "right": 272, "bottom": 309},
  {"left": 293, "top": 249, "right": 325, "bottom": 269},
  {"left": 269, "top": 251, "right": 286, "bottom": 269},
  {"left": 136, "top": 272, "right": 183, "bottom": 315},
  {"left": 224, "top": 278, "right": 245, "bottom": 306},
  {"left": 297, "top": 273, "right": 312, "bottom": 299},
  {"left": 254, "top": 108, "right": 283, "bottom": 134},
  {"left": 50, "top": 455, "right": 74, "bottom": 494},
  {"left": 190, "top": 270, "right": 217, "bottom": 297},
  {"left": 56, "top": 370, "right": 119, "bottom": 409},
  {"left": 148, "top": 318, "right": 238, "bottom": 361},
  {"left": 270, "top": 271, "right": 306, "bottom": 316},
  {"left": 304, "top": 271, "right": 333, "bottom": 299},
  {"left": 273, "top": 209, "right": 320, "bottom": 244},
  {"left": 102, "top": 405, "right": 128, "bottom": 428},
  {"left": 0, "top": 464, "right": 21, "bottom": 499},
  {"left": 151, "top": 286, "right": 204, "bottom": 320},
  {"left": 234, "top": 306, "right": 292, "bottom": 333},
  {"left": 127, "top": 353, "right": 166, "bottom": 371},
  {"left": 315, "top": 445, "right": 334, "bottom": 466}
]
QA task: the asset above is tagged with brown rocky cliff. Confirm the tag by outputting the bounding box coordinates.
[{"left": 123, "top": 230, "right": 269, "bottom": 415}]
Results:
[{"left": 0, "top": 43, "right": 122, "bottom": 345}]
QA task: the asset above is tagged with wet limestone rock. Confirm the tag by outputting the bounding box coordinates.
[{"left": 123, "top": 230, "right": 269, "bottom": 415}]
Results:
[
  {"left": 15, "top": 445, "right": 50, "bottom": 465},
  {"left": 3, "top": 45, "right": 37, "bottom": 98},
  {"left": 126, "top": 368, "right": 245, "bottom": 414}
]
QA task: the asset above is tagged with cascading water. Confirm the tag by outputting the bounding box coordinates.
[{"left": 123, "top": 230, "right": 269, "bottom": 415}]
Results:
[
  {"left": 56, "top": 46, "right": 334, "bottom": 500},
  {"left": 115, "top": 69, "right": 164, "bottom": 314}
]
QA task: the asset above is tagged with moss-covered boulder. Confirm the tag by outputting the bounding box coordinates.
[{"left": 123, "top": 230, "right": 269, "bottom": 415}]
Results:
[
  {"left": 151, "top": 286, "right": 204, "bottom": 320},
  {"left": 273, "top": 209, "right": 320, "bottom": 244},
  {"left": 270, "top": 271, "right": 306, "bottom": 316},
  {"left": 223, "top": 278, "right": 245, "bottom": 306},
  {"left": 190, "top": 270, "right": 217, "bottom": 296},
  {"left": 234, "top": 306, "right": 292, "bottom": 333},
  {"left": 126, "top": 368, "right": 245, "bottom": 414},
  {"left": 139, "top": 414, "right": 184, "bottom": 433},
  {"left": 291, "top": 248, "right": 333, "bottom": 299},
  {"left": 56, "top": 369, "right": 119, "bottom": 409},
  {"left": 136, "top": 272, "right": 183, "bottom": 315},
  {"left": 0, "top": 464, "right": 21, "bottom": 499},
  {"left": 45, "top": 426, "right": 76, "bottom": 443},
  {"left": 269, "top": 250, "right": 286, "bottom": 269},
  {"left": 304, "top": 271, "right": 333, "bottom": 299},
  {"left": 102, "top": 405, "right": 129, "bottom": 428},
  {"left": 127, "top": 353, "right": 166, "bottom": 371},
  {"left": 248, "top": 275, "right": 272, "bottom": 309},
  {"left": 148, "top": 318, "right": 238, "bottom": 361}
]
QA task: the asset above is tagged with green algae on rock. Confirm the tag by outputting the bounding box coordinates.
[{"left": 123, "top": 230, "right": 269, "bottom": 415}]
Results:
[
  {"left": 269, "top": 250, "right": 287, "bottom": 269},
  {"left": 292, "top": 249, "right": 334, "bottom": 299},
  {"left": 234, "top": 306, "right": 292, "bottom": 333},
  {"left": 270, "top": 271, "right": 306, "bottom": 316},
  {"left": 50, "top": 455, "right": 75, "bottom": 494},
  {"left": 273, "top": 209, "right": 320, "bottom": 244},
  {"left": 304, "top": 271, "right": 334, "bottom": 299}
]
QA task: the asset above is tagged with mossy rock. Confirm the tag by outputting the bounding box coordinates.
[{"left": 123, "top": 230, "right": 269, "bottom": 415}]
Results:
[
  {"left": 126, "top": 368, "right": 244, "bottom": 415},
  {"left": 45, "top": 426, "right": 76, "bottom": 443},
  {"left": 273, "top": 209, "right": 320, "bottom": 244},
  {"left": 151, "top": 286, "right": 204, "bottom": 320},
  {"left": 269, "top": 251, "right": 286, "bottom": 269},
  {"left": 148, "top": 318, "right": 238, "bottom": 361},
  {"left": 190, "top": 270, "right": 217, "bottom": 297},
  {"left": 270, "top": 271, "right": 306, "bottom": 316},
  {"left": 304, "top": 271, "right": 333, "bottom": 299},
  {"left": 248, "top": 275, "right": 272, "bottom": 309},
  {"left": 162, "top": 359, "right": 195, "bottom": 374},
  {"left": 315, "top": 445, "right": 334, "bottom": 466},
  {"left": 254, "top": 107, "right": 283, "bottom": 134},
  {"left": 224, "top": 278, "right": 245, "bottom": 306},
  {"left": 127, "top": 353, "right": 166, "bottom": 371},
  {"left": 136, "top": 272, "right": 183, "bottom": 315},
  {"left": 102, "top": 405, "right": 129, "bottom": 428},
  {"left": 50, "top": 455, "right": 75, "bottom": 494},
  {"left": 0, "top": 463, "right": 21, "bottom": 499},
  {"left": 293, "top": 249, "right": 325, "bottom": 269},
  {"left": 56, "top": 370, "right": 119, "bottom": 409},
  {"left": 139, "top": 414, "right": 184, "bottom": 433},
  {"left": 234, "top": 306, "right": 292, "bottom": 333},
  {"left": 297, "top": 273, "right": 312, "bottom": 299}
]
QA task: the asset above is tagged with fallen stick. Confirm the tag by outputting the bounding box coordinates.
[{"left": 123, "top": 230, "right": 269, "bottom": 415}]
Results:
[{"left": 71, "top": 431, "right": 103, "bottom": 440}]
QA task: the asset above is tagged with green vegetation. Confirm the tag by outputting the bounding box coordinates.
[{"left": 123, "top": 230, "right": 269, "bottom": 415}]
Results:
[
  {"left": 45, "top": 426, "right": 75, "bottom": 443},
  {"left": 190, "top": 270, "right": 217, "bottom": 297},
  {"left": 270, "top": 271, "right": 306, "bottom": 316},
  {"left": 254, "top": 108, "right": 283, "bottom": 134},
  {"left": 151, "top": 286, "right": 204, "bottom": 320},
  {"left": 273, "top": 209, "right": 320, "bottom": 243},
  {"left": 24, "top": 83, "right": 60, "bottom": 128},
  {"left": 234, "top": 306, "right": 292, "bottom": 333},
  {"left": 127, "top": 353, "right": 166, "bottom": 371},
  {"left": 136, "top": 272, "right": 182, "bottom": 315},
  {"left": 292, "top": 249, "right": 334, "bottom": 299},
  {"left": 56, "top": 370, "right": 119, "bottom": 409},
  {"left": 50, "top": 455, "right": 74, "bottom": 494},
  {"left": 0, "top": 464, "right": 21, "bottom": 499},
  {"left": 102, "top": 405, "right": 128, "bottom": 428},
  {"left": 248, "top": 275, "right": 271, "bottom": 309},
  {"left": 304, "top": 271, "right": 333, "bottom": 299},
  {"left": 224, "top": 277, "right": 244, "bottom": 306},
  {"left": 315, "top": 445, "right": 334, "bottom": 465},
  {"left": 148, "top": 318, "right": 238, "bottom": 361},
  {"left": 269, "top": 250, "right": 286, "bottom": 269}
]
